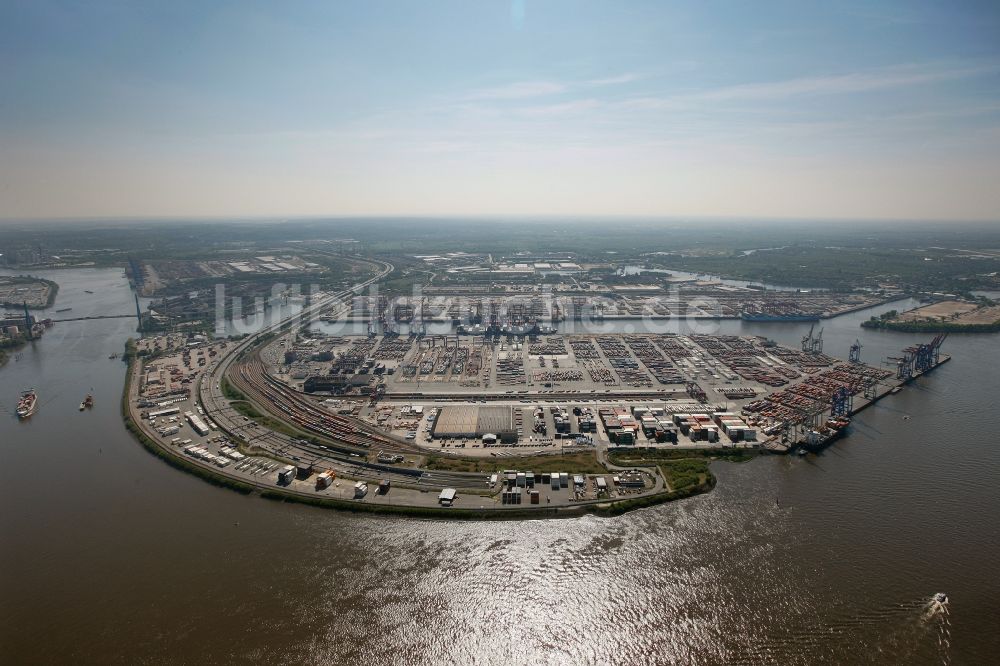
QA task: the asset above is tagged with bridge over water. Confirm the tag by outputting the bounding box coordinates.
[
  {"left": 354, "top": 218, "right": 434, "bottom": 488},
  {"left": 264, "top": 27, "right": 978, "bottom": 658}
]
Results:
[{"left": 47, "top": 314, "right": 138, "bottom": 323}]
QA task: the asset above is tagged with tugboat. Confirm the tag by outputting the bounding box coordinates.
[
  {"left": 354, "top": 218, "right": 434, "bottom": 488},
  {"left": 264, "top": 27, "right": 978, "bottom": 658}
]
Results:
[{"left": 16, "top": 389, "right": 37, "bottom": 419}]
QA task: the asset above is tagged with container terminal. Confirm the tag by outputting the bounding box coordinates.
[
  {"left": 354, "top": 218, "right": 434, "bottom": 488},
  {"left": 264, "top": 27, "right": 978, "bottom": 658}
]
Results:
[
  {"left": 322, "top": 288, "right": 889, "bottom": 331},
  {"left": 123, "top": 270, "right": 950, "bottom": 516}
]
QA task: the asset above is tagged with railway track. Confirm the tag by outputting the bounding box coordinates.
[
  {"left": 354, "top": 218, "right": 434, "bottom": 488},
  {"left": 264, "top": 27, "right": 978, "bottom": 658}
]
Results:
[
  {"left": 209, "top": 358, "right": 487, "bottom": 488},
  {"left": 228, "top": 354, "right": 420, "bottom": 454}
]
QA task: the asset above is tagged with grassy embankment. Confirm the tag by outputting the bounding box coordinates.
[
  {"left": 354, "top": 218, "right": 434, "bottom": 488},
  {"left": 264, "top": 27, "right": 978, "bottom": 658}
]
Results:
[
  {"left": 424, "top": 450, "right": 607, "bottom": 475},
  {"left": 608, "top": 448, "right": 756, "bottom": 493},
  {"left": 228, "top": 399, "right": 317, "bottom": 441}
]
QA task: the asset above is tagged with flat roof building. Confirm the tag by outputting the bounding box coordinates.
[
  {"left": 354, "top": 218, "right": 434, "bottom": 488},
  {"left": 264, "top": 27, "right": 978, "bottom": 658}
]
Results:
[{"left": 432, "top": 405, "right": 516, "bottom": 443}]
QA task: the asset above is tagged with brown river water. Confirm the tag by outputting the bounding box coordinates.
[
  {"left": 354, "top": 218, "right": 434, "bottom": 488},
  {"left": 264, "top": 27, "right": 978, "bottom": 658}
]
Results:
[{"left": 2, "top": 267, "right": 998, "bottom": 665}]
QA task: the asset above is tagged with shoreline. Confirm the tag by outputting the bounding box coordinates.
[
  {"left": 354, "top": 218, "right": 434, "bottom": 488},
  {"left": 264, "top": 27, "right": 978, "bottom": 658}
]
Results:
[{"left": 862, "top": 320, "right": 1000, "bottom": 333}]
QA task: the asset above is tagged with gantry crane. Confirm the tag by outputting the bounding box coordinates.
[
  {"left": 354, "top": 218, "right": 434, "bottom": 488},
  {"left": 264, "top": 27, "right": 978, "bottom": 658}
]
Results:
[{"left": 849, "top": 338, "right": 862, "bottom": 364}]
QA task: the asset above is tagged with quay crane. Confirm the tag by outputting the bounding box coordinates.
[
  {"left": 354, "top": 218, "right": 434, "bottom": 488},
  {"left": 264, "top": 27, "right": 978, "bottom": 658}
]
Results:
[
  {"left": 907, "top": 333, "right": 948, "bottom": 373},
  {"left": 801, "top": 324, "right": 814, "bottom": 353},
  {"left": 849, "top": 339, "right": 862, "bottom": 364},
  {"left": 885, "top": 355, "right": 912, "bottom": 380},
  {"left": 884, "top": 334, "right": 947, "bottom": 380},
  {"left": 830, "top": 386, "right": 853, "bottom": 419},
  {"left": 863, "top": 374, "right": 880, "bottom": 400},
  {"left": 801, "top": 324, "right": 824, "bottom": 355}
]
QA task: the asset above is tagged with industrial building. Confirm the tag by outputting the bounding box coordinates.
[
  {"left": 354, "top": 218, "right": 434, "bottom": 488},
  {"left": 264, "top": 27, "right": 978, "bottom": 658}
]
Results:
[
  {"left": 303, "top": 373, "right": 372, "bottom": 394},
  {"left": 431, "top": 405, "right": 517, "bottom": 443}
]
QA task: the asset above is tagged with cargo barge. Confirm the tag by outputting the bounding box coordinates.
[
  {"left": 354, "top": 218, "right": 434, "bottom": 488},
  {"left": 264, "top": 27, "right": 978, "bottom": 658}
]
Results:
[{"left": 16, "top": 389, "right": 37, "bottom": 419}]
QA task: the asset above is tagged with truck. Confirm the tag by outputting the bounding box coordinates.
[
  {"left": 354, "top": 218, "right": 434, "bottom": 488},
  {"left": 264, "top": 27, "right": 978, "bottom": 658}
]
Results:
[
  {"left": 184, "top": 411, "right": 211, "bottom": 437},
  {"left": 277, "top": 465, "right": 295, "bottom": 486}
]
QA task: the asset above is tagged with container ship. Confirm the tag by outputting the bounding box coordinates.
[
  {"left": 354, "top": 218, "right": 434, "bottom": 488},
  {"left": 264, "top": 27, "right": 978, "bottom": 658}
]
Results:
[
  {"left": 16, "top": 389, "right": 37, "bottom": 419},
  {"left": 457, "top": 323, "right": 488, "bottom": 335},
  {"left": 800, "top": 418, "right": 851, "bottom": 453},
  {"left": 740, "top": 310, "right": 821, "bottom": 322},
  {"left": 459, "top": 321, "right": 556, "bottom": 336}
]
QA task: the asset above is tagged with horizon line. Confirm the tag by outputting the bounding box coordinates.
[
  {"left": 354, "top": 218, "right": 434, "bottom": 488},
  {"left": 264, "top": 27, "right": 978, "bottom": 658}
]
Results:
[{"left": 2, "top": 213, "right": 999, "bottom": 226}]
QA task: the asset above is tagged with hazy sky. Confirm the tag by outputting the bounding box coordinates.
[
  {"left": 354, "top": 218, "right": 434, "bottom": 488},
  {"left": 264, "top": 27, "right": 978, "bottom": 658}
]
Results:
[{"left": 2, "top": 1, "right": 999, "bottom": 220}]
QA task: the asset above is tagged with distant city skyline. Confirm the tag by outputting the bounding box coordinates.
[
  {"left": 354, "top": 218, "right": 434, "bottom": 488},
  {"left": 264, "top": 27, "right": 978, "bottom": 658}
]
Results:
[{"left": 1, "top": 1, "right": 999, "bottom": 221}]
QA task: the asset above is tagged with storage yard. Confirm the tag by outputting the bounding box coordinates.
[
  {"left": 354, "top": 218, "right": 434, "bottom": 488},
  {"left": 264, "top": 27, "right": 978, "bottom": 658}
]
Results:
[
  {"left": 135, "top": 255, "right": 325, "bottom": 295},
  {"left": 329, "top": 288, "right": 887, "bottom": 324},
  {"left": 260, "top": 331, "right": 924, "bottom": 457},
  {"left": 0, "top": 276, "right": 56, "bottom": 308},
  {"left": 274, "top": 331, "right": 841, "bottom": 401}
]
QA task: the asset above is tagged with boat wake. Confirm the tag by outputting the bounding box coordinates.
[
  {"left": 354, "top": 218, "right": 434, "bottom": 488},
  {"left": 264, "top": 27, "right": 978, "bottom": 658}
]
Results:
[{"left": 922, "top": 593, "right": 951, "bottom": 665}]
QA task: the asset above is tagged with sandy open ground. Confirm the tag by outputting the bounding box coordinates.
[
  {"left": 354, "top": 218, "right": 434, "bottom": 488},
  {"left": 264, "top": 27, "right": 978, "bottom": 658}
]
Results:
[{"left": 899, "top": 300, "right": 1000, "bottom": 324}]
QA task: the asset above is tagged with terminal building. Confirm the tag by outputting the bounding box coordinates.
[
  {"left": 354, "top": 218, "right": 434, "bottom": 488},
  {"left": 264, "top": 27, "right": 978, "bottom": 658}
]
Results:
[{"left": 431, "top": 405, "right": 517, "bottom": 443}]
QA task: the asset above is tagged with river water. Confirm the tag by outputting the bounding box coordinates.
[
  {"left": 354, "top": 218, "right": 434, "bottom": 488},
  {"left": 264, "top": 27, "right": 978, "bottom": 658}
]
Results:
[{"left": 2, "top": 267, "right": 998, "bottom": 665}]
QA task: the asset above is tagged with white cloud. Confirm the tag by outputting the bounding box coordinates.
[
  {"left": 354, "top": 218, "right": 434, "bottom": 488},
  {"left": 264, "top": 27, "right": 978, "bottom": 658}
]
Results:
[
  {"left": 465, "top": 73, "right": 639, "bottom": 101},
  {"left": 513, "top": 99, "right": 601, "bottom": 117},
  {"left": 468, "top": 80, "right": 568, "bottom": 100},
  {"left": 620, "top": 62, "right": 1000, "bottom": 110},
  {"left": 586, "top": 73, "right": 641, "bottom": 87}
]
